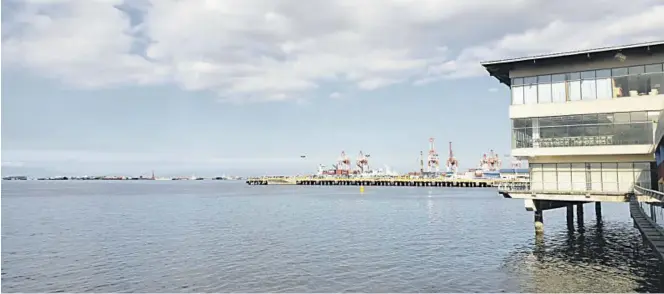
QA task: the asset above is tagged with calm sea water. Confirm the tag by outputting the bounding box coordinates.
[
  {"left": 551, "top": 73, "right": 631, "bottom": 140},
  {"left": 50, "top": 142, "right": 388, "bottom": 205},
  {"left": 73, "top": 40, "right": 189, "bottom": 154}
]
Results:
[{"left": 2, "top": 181, "right": 663, "bottom": 293}]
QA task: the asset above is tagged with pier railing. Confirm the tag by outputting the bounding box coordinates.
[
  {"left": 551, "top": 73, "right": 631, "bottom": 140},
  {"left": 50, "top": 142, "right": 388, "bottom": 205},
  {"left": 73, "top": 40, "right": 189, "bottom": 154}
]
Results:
[
  {"left": 634, "top": 185, "right": 664, "bottom": 203},
  {"left": 498, "top": 181, "right": 647, "bottom": 196},
  {"left": 497, "top": 180, "right": 531, "bottom": 192}
]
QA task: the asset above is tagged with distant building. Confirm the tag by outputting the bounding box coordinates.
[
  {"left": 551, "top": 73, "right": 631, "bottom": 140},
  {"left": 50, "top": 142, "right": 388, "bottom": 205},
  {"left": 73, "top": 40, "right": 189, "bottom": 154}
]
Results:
[{"left": 482, "top": 41, "right": 664, "bottom": 196}]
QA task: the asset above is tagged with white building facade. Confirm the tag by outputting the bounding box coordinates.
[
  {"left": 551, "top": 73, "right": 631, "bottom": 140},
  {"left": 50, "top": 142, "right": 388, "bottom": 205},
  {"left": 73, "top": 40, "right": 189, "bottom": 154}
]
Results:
[{"left": 483, "top": 42, "right": 664, "bottom": 197}]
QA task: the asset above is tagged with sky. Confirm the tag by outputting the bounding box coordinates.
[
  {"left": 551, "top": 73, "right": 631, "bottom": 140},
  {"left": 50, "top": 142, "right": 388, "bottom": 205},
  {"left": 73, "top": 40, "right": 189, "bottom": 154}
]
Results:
[{"left": 2, "top": 0, "right": 664, "bottom": 177}]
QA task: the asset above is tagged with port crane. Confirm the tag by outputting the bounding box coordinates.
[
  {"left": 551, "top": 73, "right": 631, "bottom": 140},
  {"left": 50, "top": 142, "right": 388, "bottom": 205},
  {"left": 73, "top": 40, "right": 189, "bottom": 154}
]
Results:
[
  {"left": 356, "top": 151, "right": 369, "bottom": 173},
  {"left": 446, "top": 141, "right": 459, "bottom": 174},
  {"left": 337, "top": 151, "right": 351, "bottom": 172},
  {"left": 427, "top": 138, "right": 440, "bottom": 173}
]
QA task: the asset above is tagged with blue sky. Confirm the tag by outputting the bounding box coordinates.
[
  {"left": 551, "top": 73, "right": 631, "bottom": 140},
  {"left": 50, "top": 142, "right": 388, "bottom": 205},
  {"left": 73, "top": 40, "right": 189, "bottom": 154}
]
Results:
[{"left": 2, "top": 0, "right": 664, "bottom": 177}]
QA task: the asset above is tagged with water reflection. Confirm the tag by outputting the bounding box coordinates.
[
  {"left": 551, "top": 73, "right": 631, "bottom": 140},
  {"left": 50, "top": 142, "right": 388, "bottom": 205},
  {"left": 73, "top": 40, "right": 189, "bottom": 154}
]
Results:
[{"left": 505, "top": 220, "right": 664, "bottom": 292}]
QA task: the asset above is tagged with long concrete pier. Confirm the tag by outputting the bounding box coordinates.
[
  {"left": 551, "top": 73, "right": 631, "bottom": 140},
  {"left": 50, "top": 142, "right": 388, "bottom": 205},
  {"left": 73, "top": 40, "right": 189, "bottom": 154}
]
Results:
[{"left": 246, "top": 176, "right": 517, "bottom": 188}]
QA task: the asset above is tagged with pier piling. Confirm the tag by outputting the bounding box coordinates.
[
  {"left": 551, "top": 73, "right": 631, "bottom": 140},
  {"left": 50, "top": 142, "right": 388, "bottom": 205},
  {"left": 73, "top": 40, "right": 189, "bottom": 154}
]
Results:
[
  {"left": 566, "top": 204, "right": 574, "bottom": 230},
  {"left": 534, "top": 210, "right": 544, "bottom": 235},
  {"left": 577, "top": 203, "right": 585, "bottom": 229}
]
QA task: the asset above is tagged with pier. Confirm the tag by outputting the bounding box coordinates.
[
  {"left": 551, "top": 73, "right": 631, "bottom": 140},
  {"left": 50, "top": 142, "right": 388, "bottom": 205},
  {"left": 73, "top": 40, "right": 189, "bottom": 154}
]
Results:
[
  {"left": 482, "top": 41, "right": 664, "bottom": 265},
  {"left": 246, "top": 176, "right": 512, "bottom": 188}
]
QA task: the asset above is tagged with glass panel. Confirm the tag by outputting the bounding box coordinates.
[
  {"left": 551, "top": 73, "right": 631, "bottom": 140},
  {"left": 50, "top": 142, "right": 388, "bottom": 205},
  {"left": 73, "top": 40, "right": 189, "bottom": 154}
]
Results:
[
  {"left": 557, "top": 163, "right": 572, "bottom": 191},
  {"left": 648, "top": 72, "right": 663, "bottom": 95},
  {"left": 513, "top": 78, "right": 524, "bottom": 86},
  {"left": 627, "top": 74, "right": 652, "bottom": 96},
  {"left": 531, "top": 164, "right": 543, "bottom": 191},
  {"left": 581, "top": 79, "right": 597, "bottom": 100},
  {"left": 513, "top": 118, "right": 531, "bottom": 128},
  {"left": 645, "top": 64, "right": 663, "bottom": 73},
  {"left": 567, "top": 72, "right": 580, "bottom": 80},
  {"left": 618, "top": 162, "right": 634, "bottom": 193},
  {"left": 629, "top": 65, "right": 645, "bottom": 75},
  {"left": 524, "top": 84, "right": 538, "bottom": 104},
  {"left": 596, "top": 69, "right": 611, "bottom": 78},
  {"left": 613, "top": 76, "right": 628, "bottom": 97},
  {"left": 590, "top": 163, "right": 602, "bottom": 192},
  {"left": 551, "top": 82, "right": 566, "bottom": 103},
  {"left": 568, "top": 80, "right": 581, "bottom": 101},
  {"left": 583, "top": 113, "right": 598, "bottom": 124},
  {"left": 531, "top": 112, "right": 654, "bottom": 148},
  {"left": 524, "top": 77, "right": 537, "bottom": 84},
  {"left": 602, "top": 163, "right": 618, "bottom": 192},
  {"left": 631, "top": 111, "right": 647, "bottom": 122},
  {"left": 552, "top": 74, "right": 565, "bottom": 83},
  {"left": 613, "top": 67, "right": 628, "bottom": 76},
  {"left": 512, "top": 86, "right": 524, "bottom": 105},
  {"left": 571, "top": 163, "right": 586, "bottom": 192},
  {"left": 538, "top": 83, "right": 552, "bottom": 103},
  {"left": 581, "top": 71, "right": 595, "bottom": 79},
  {"left": 596, "top": 78, "right": 612, "bottom": 99},
  {"left": 542, "top": 164, "right": 557, "bottom": 191},
  {"left": 648, "top": 111, "right": 660, "bottom": 121},
  {"left": 538, "top": 75, "right": 551, "bottom": 83},
  {"left": 627, "top": 74, "right": 642, "bottom": 96},
  {"left": 614, "top": 112, "right": 630, "bottom": 123},
  {"left": 512, "top": 128, "right": 533, "bottom": 148}
]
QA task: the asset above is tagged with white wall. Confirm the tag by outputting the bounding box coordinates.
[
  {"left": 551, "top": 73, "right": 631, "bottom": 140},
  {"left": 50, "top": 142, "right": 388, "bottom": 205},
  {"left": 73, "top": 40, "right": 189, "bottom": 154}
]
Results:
[
  {"left": 512, "top": 145, "right": 653, "bottom": 157},
  {"left": 510, "top": 95, "right": 664, "bottom": 119}
]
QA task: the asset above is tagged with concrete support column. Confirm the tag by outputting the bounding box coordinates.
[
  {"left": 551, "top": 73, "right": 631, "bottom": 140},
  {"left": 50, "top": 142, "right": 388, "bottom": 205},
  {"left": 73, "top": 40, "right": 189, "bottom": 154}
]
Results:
[
  {"left": 576, "top": 203, "right": 584, "bottom": 228},
  {"left": 595, "top": 202, "right": 602, "bottom": 223},
  {"left": 534, "top": 210, "right": 544, "bottom": 235},
  {"left": 566, "top": 204, "right": 574, "bottom": 230}
]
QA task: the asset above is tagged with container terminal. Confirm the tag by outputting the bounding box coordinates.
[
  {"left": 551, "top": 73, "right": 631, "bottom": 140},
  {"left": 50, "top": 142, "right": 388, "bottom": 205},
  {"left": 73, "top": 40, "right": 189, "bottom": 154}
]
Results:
[{"left": 246, "top": 138, "right": 530, "bottom": 187}]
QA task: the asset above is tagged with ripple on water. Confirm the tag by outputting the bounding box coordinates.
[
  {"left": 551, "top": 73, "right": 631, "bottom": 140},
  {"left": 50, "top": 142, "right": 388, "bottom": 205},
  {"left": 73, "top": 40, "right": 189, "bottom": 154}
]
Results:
[{"left": 2, "top": 181, "right": 663, "bottom": 292}]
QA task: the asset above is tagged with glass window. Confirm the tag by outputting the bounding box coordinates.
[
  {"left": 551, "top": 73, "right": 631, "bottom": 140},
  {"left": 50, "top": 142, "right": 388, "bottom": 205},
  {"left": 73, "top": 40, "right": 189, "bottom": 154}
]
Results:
[
  {"left": 630, "top": 111, "right": 647, "bottom": 122},
  {"left": 598, "top": 124, "right": 613, "bottom": 136},
  {"left": 526, "top": 112, "right": 654, "bottom": 149},
  {"left": 645, "top": 64, "right": 663, "bottom": 73},
  {"left": 648, "top": 111, "right": 660, "bottom": 121},
  {"left": 538, "top": 75, "right": 552, "bottom": 83},
  {"left": 567, "top": 72, "right": 580, "bottom": 80},
  {"left": 628, "top": 74, "right": 650, "bottom": 96},
  {"left": 581, "top": 78, "right": 597, "bottom": 100},
  {"left": 524, "top": 77, "right": 537, "bottom": 84},
  {"left": 612, "top": 67, "right": 628, "bottom": 76},
  {"left": 568, "top": 80, "right": 581, "bottom": 101},
  {"left": 538, "top": 75, "right": 552, "bottom": 103},
  {"left": 613, "top": 75, "right": 628, "bottom": 98},
  {"left": 596, "top": 69, "right": 611, "bottom": 78},
  {"left": 524, "top": 82, "right": 538, "bottom": 104},
  {"left": 614, "top": 112, "right": 630, "bottom": 123},
  {"left": 552, "top": 74, "right": 565, "bottom": 83},
  {"left": 598, "top": 114, "right": 613, "bottom": 124},
  {"left": 513, "top": 118, "right": 531, "bottom": 128},
  {"left": 581, "top": 71, "right": 595, "bottom": 79},
  {"left": 512, "top": 86, "right": 524, "bottom": 105},
  {"left": 538, "top": 117, "right": 555, "bottom": 127},
  {"left": 583, "top": 114, "right": 598, "bottom": 124},
  {"left": 596, "top": 69, "right": 612, "bottom": 100},
  {"left": 513, "top": 78, "right": 524, "bottom": 86},
  {"left": 629, "top": 65, "right": 645, "bottom": 75},
  {"left": 648, "top": 72, "right": 663, "bottom": 95}
]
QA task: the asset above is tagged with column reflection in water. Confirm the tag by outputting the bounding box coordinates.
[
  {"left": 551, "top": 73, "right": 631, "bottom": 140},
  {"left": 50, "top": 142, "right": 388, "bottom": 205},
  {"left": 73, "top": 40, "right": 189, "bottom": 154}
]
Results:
[{"left": 502, "top": 208, "right": 664, "bottom": 293}]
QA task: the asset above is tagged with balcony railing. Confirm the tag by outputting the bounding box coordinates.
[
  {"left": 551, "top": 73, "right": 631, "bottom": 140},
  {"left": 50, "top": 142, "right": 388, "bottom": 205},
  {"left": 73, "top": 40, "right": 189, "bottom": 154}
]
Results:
[{"left": 499, "top": 181, "right": 649, "bottom": 196}]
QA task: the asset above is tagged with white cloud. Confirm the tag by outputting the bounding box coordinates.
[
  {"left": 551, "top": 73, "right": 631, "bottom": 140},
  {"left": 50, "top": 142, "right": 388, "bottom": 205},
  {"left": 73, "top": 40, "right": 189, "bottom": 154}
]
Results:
[
  {"left": 329, "top": 92, "right": 342, "bottom": 99},
  {"left": 488, "top": 87, "right": 499, "bottom": 93},
  {"left": 3, "top": 0, "right": 664, "bottom": 102}
]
